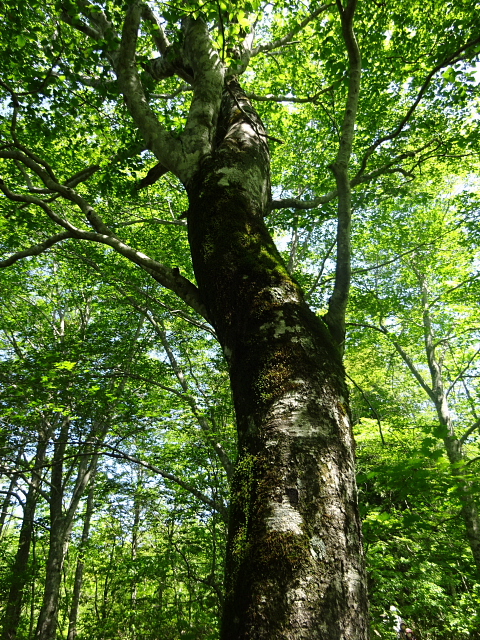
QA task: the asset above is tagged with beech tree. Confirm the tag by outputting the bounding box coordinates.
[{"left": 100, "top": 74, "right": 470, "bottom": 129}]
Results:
[
  {"left": 1, "top": 0, "right": 479, "bottom": 638},
  {"left": 347, "top": 189, "right": 480, "bottom": 576}
]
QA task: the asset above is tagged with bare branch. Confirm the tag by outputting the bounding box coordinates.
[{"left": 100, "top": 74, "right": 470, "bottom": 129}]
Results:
[
  {"left": 0, "top": 149, "right": 115, "bottom": 236},
  {"left": 269, "top": 147, "right": 426, "bottom": 212},
  {"left": 247, "top": 83, "right": 336, "bottom": 104},
  {"left": 151, "top": 83, "right": 192, "bottom": 100},
  {"left": 269, "top": 190, "right": 338, "bottom": 211},
  {"left": 0, "top": 177, "right": 208, "bottom": 318},
  {"left": 428, "top": 272, "right": 480, "bottom": 309},
  {"left": 346, "top": 373, "right": 385, "bottom": 445},
  {"left": 306, "top": 236, "right": 336, "bottom": 298},
  {"left": 347, "top": 321, "right": 435, "bottom": 401},
  {"left": 65, "top": 249, "right": 215, "bottom": 336},
  {"left": 459, "top": 417, "right": 480, "bottom": 445},
  {"left": 137, "top": 161, "right": 168, "bottom": 189},
  {"left": 447, "top": 347, "right": 480, "bottom": 397},
  {"left": 75, "top": 0, "right": 118, "bottom": 43},
  {"left": 148, "top": 318, "right": 233, "bottom": 479},
  {"left": 59, "top": 9, "right": 102, "bottom": 41},
  {"left": 100, "top": 442, "right": 228, "bottom": 519}
]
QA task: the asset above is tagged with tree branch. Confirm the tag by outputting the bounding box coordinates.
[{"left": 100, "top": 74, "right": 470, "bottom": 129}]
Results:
[
  {"left": 115, "top": 1, "right": 186, "bottom": 179},
  {"left": 0, "top": 232, "right": 74, "bottom": 267},
  {"left": 114, "top": 217, "right": 187, "bottom": 228},
  {"left": 251, "top": 4, "right": 335, "bottom": 57},
  {"left": 181, "top": 17, "right": 224, "bottom": 172},
  {"left": 103, "top": 443, "right": 228, "bottom": 519},
  {"left": 459, "top": 417, "right": 480, "bottom": 445},
  {"left": 356, "top": 35, "right": 480, "bottom": 178},
  {"left": 140, "top": 3, "right": 169, "bottom": 54},
  {"left": 323, "top": 0, "right": 361, "bottom": 349},
  {"left": 0, "top": 178, "right": 208, "bottom": 319},
  {"left": 246, "top": 84, "right": 335, "bottom": 104},
  {"left": 347, "top": 321, "right": 435, "bottom": 401}
]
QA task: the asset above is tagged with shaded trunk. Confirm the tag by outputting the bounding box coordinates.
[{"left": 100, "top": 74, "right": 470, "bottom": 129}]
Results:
[
  {"left": 67, "top": 482, "right": 95, "bottom": 640},
  {"left": 35, "top": 421, "right": 70, "bottom": 640},
  {"left": 0, "top": 447, "right": 24, "bottom": 538},
  {"left": 1, "top": 439, "right": 48, "bottom": 640},
  {"left": 187, "top": 80, "right": 368, "bottom": 640}
]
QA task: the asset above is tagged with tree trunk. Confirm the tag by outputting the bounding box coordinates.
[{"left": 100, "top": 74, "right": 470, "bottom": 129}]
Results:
[
  {"left": 1, "top": 438, "right": 48, "bottom": 640},
  {"left": 35, "top": 521, "right": 70, "bottom": 640},
  {"left": 35, "top": 420, "right": 70, "bottom": 640},
  {"left": 67, "top": 482, "right": 95, "bottom": 640},
  {"left": 437, "top": 408, "right": 480, "bottom": 575},
  {"left": 187, "top": 79, "right": 368, "bottom": 640},
  {"left": 419, "top": 275, "right": 480, "bottom": 576}
]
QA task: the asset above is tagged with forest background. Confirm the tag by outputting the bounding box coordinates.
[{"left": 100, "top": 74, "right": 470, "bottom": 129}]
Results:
[{"left": 0, "top": 0, "right": 480, "bottom": 639}]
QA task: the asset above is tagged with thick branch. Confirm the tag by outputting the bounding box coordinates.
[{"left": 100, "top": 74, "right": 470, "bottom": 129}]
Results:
[
  {"left": 0, "top": 180, "right": 208, "bottom": 318},
  {"left": 141, "top": 3, "right": 169, "bottom": 54},
  {"left": 269, "top": 150, "right": 418, "bottom": 211},
  {"left": 324, "top": 0, "right": 361, "bottom": 349},
  {"left": 181, "top": 18, "right": 224, "bottom": 174},
  {"left": 246, "top": 86, "right": 334, "bottom": 104},
  {"left": 115, "top": 217, "right": 187, "bottom": 228},
  {"left": 115, "top": 1, "right": 185, "bottom": 179},
  {"left": 460, "top": 417, "right": 480, "bottom": 445}
]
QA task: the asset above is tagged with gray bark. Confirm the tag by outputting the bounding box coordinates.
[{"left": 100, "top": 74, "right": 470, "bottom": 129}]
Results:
[
  {"left": 1, "top": 437, "right": 48, "bottom": 640},
  {"left": 187, "top": 79, "right": 368, "bottom": 640},
  {"left": 418, "top": 276, "right": 480, "bottom": 575},
  {"left": 67, "top": 481, "right": 95, "bottom": 640}
]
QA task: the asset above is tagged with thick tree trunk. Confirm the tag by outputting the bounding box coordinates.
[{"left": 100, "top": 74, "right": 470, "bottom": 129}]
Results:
[{"left": 187, "top": 80, "right": 368, "bottom": 640}]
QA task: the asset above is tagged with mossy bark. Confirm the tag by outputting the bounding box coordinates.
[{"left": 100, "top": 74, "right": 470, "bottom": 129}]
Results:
[{"left": 186, "top": 80, "right": 368, "bottom": 640}]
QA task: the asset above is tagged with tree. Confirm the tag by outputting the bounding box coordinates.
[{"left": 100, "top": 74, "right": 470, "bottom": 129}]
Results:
[
  {"left": 347, "top": 186, "right": 480, "bottom": 577},
  {"left": 1, "top": 0, "right": 479, "bottom": 638}
]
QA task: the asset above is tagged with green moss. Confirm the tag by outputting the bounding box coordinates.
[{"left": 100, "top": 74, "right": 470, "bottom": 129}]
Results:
[{"left": 254, "top": 531, "right": 311, "bottom": 575}]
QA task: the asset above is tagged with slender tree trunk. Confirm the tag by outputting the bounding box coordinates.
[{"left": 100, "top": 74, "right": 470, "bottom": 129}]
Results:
[
  {"left": 131, "top": 479, "right": 141, "bottom": 640},
  {"left": 0, "top": 447, "right": 24, "bottom": 538},
  {"left": 35, "top": 419, "right": 70, "bottom": 640},
  {"left": 187, "top": 79, "right": 368, "bottom": 640},
  {"left": 1, "top": 438, "right": 48, "bottom": 640},
  {"left": 418, "top": 275, "right": 480, "bottom": 575},
  {"left": 67, "top": 482, "right": 95, "bottom": 640}
]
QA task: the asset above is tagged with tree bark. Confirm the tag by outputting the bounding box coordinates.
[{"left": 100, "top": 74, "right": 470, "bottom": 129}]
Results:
[
  {"left": 419, "top": 274, "right": 480, "bottom": 576},
  {"left": 1, "top": 438, "right": 48, "bottom": 640},
  {"left": 35, "top": 420, "right": 98, "bottom": 640},
  {"left": 34, "top": 419, "right": 70, "bottom": 640},
  {"left": 187, "top": 79, "right": 368, "bottom": 640},
  {"left": 67, "top": 481, "right": 95, "bottom": 640}
]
